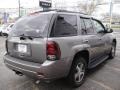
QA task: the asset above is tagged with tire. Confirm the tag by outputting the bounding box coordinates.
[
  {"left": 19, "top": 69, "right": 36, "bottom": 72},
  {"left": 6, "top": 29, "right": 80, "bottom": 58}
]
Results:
[
  {"left": 109, "top": 42, "right": 116, "bottom": 59},
  {"left": 67, "top": 57, "right": 87, "bottom": 87}
]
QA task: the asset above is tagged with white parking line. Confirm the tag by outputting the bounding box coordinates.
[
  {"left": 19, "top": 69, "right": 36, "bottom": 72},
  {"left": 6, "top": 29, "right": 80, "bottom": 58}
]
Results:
[
  {"left": 88, "top": 78, "right": 113, "bottom": 90},
  {"left": 105, "top": 65, "right": 120, "bottom": 72}
]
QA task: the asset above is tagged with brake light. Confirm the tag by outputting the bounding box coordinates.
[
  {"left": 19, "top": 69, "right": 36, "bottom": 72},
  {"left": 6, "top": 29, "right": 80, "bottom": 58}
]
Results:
[{"left": 47, "top": 41, "right": 61, "bottom": 60}]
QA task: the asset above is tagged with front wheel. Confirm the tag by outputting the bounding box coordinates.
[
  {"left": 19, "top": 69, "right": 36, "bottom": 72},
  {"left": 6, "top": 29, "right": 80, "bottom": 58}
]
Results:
[
  {"left": 67, "top": 57, "right": 87, "bottom": 87},
  {"left": 109, "top": 42, "right": 116, "bottom": 59}
]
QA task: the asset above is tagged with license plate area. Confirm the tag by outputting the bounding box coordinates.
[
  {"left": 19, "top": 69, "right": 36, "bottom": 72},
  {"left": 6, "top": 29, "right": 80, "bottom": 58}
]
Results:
[
  {"left": 17, "top": 44, "right": 27, "bottom": 53},
  {"left": 15, "top": 43, "right": 31, "bottom": 56}
]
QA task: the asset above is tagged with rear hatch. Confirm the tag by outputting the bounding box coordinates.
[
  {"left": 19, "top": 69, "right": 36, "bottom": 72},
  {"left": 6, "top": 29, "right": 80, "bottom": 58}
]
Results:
[
  {"left": 7, "top": 37, "right": 47, "bottom": 64},
  {"left": 7, "top": 12, "right": 53, "bottom": 64}
]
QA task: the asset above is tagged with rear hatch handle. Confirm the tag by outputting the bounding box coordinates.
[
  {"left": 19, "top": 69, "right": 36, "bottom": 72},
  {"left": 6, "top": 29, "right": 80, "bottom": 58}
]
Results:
[{"left": 19, "top": 34, "right": 33, "bottom": 40}]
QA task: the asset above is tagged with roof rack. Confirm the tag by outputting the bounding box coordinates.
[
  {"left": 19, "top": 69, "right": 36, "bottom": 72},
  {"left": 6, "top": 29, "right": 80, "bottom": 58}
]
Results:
[
  {"left": 29, "top": 9, "right": 88, "bottom": 15},
  {"left": 55, "top": 9, "right": 88, "bottom": 15}
]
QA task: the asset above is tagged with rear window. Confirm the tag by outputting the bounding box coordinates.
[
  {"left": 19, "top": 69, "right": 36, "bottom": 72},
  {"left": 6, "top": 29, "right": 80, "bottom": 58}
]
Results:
[
  {"left": 50, "top": 14, "right": 78, "bottom": 37},
  {"left": 9, "top": 13, "right": 52, "bottom": 37}
]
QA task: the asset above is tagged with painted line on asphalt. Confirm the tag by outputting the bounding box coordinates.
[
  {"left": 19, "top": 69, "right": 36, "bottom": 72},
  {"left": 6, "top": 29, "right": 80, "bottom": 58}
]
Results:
[
  {"left": 88, "top": 78, "right": 113, "bottom": 90},
  {"left": 105, "top": 64, "right": 120, "bottom": 72}
]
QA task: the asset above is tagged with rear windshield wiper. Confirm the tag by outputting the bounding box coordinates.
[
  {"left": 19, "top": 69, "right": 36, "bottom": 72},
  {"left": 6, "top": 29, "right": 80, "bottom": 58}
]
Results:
[{"left": 19, "top": 34, "right": 43, "bottom": 40}]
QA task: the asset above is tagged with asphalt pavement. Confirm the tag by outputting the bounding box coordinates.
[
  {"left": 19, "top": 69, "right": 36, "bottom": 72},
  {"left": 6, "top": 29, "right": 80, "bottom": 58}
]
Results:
[{"left": 0, "top": 30, "right": 120, "bottom": 90}]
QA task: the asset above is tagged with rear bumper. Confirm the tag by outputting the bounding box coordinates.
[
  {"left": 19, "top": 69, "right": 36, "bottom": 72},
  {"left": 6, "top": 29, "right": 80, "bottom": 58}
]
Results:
[{"left": 4, "top": 54, "right": 70, "bottom": 81}]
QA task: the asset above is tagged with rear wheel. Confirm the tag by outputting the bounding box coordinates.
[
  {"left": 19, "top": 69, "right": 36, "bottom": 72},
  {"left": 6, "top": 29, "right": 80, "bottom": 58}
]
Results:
[
  {"left": 68, "top": 57, "right": 87, "bottom": 87},
  {"left": 109, "top": 42, "right": 116, "bottom": 59}
]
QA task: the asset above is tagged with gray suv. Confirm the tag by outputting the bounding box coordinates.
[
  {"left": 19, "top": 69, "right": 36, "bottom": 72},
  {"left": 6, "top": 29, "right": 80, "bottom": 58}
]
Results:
[{"left": 4, "top": 10, "right": 116, "bottom": 87}]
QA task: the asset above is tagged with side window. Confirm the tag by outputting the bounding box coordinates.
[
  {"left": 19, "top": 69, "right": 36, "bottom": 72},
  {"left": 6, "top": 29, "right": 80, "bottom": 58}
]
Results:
[
  {"left": 80, "top": 18, "right": 87, "bottom": 35},
  {"left": 92, "top": 20, "right": 104, "bottom": 33},
  {"left": 51, "top": 14, "right": 77, "bottom": 37},
  {"left": 83, "top": 18, "right": 94, "bottom": 34}
]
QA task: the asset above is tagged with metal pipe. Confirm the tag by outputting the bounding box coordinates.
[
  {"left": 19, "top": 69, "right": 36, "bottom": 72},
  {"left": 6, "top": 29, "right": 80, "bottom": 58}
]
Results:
[{"left": 109, "top": 0, "right": 113, "bottom": 28}]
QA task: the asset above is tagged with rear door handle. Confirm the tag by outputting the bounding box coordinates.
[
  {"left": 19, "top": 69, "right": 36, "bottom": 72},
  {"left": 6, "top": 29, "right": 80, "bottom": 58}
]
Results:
[{"left": 99, "top": 38, "right": 102, "bottom": 40}]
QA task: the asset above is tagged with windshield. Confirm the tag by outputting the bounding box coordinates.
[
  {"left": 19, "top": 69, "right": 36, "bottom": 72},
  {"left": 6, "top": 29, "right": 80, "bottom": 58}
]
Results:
[{"left": 9, "top": 13, "right": 52, "bottom": 37}]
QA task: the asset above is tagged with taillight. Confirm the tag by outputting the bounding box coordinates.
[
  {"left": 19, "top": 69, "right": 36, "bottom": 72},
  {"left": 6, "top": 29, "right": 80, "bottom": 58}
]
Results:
[{"left": 47, "top": 41, "right": 61, "bottom": 60}]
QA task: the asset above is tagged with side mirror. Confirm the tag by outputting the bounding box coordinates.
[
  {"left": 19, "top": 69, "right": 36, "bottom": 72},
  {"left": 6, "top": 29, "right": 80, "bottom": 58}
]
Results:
[
  {"left": 105, "top": 28, "right": 113, "bottom": 33},
  {"left": 109, "top": 29, "right": 113, "bottom": 33}
]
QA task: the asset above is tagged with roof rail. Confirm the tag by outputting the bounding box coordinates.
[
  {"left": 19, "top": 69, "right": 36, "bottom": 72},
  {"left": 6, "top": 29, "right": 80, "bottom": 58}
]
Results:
[
  {"left": 29, "top": 9, "right": 88, "bottom": 15},
  {"left": 56, "top": 9, "right": 88, "bottom": 15}
]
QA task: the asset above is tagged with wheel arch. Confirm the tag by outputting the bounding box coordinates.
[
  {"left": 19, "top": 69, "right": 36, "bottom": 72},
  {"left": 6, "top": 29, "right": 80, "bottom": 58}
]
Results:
[{"left": 72, "top": 50, "right": 90, "bottom": 68}]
